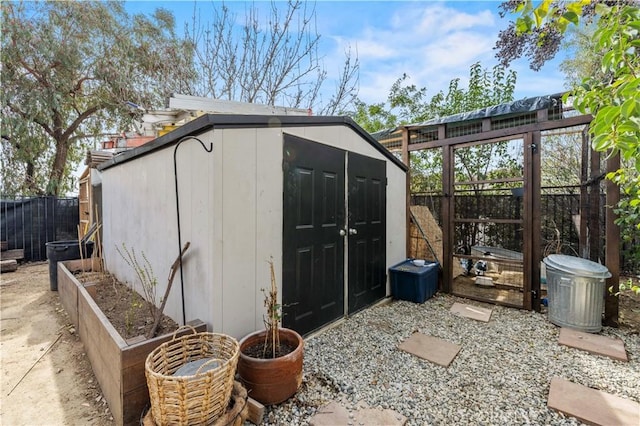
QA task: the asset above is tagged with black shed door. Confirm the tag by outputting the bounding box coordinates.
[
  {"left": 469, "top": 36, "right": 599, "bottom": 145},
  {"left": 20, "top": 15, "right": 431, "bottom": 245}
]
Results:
[
  {"left": 282, "top": 135, "right": 345, "bottom": 335},
  {"left": 347, "top": 152, "right": 386, "bottom": 313}
]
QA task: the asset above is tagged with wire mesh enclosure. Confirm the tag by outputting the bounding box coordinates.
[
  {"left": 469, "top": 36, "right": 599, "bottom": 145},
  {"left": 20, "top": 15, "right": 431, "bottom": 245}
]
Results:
[
  {"left": 447, "top": 137, "right": 526, "bottom": 306},
  {"left": 375, "top": 94, "right": 625, "bottom": 316}
]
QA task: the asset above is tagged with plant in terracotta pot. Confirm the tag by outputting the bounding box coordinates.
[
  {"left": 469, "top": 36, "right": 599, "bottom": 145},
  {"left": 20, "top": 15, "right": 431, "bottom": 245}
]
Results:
[{"left": 237, "top": 259, "right": 304, "bottom": 405}]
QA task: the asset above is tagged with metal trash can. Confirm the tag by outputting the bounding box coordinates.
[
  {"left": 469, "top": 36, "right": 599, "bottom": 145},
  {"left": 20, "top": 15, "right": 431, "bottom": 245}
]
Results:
[
  {"left": 46, "top": 240, "right": 94, "bottom": 291},
  {"left": 543, "top": 254, "right": 611, "bottom": 333}
]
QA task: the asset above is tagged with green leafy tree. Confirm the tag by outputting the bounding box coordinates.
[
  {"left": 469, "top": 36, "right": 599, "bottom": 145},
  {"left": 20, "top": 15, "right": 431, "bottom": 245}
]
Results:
[
  {"left": 498, "top": 0, "right": 640, "bottom": 286},
  {"left": 422, "top": 64, "right": 517, "bottom": 121},
  {"left": 559, "top": 24, "right": 604, "bottom": 88},
  {"left": 571, "top": 4, "right": 639, "bottom": 174},
  {"left": 496, "top": 1, "right": 639, "bottom": 211},
  {"left": 381, "top": 63, "right": 517, "bottom": 127},
  {"left": 421, "top": 65, "right": 518, "bottom": 194},
  {"left": 495, "top": 0, "right": 602, "bottom": 71},
  {"left": 557, "top": 19, "right": 640, "bottom": 272},
  {"left": 352, "top": 62, "right": 517, "bottom": 193},
  {"left": 540, "top": 133, "right": 583, "bottom": 189},
  {"left": 1, "top": 1, "right": 195, "bottom": 195},
  {"left": 354, "top": 63, "right": 519, "bottom": 252},
  {"left": 352, "top": 101, "right": 397, "bottom": 134}
]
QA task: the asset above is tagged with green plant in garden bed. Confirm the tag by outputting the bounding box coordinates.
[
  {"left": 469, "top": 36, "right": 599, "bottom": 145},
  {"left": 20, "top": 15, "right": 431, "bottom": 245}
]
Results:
[
  {"left": 611, "top": 278, "right": 640, "bottom": 296},
  {"left": 125, "top": 293, "right": 144, "bottom": 336},
  {"left": 116, "top": 243, "right": 160, "bottom": 326}
]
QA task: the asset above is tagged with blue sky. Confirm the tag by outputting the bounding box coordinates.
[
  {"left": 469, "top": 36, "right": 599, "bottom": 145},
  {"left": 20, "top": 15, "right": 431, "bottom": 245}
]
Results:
[{"left": 126, "top": 0, "right": 569, "bottom": 105}]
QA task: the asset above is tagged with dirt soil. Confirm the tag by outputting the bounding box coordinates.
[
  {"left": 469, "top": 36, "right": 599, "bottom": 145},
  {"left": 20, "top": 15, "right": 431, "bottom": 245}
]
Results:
[
  {"left": 1, "top": 262, "right": 114, "bottom": 425},
  {"left": 619, "top": 275, "right": 640, "bottom": 334},
  {"left": 1, "top": 263, "right": 639, "bottom": 425},
  {"left": 73, "top": 270, "right": 178, "bottom": 339},
  {"left": 242, "top": 340, "right": 296, "bottom": 359}
]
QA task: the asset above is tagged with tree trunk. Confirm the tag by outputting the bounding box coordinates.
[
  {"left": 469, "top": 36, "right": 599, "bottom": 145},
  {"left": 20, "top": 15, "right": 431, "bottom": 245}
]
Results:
[
  {"left": 24, "top": 160, "right": 43, "bottom": 195},
  {"left": 48, "top": 139, "right": 69, "bottom": 196}
]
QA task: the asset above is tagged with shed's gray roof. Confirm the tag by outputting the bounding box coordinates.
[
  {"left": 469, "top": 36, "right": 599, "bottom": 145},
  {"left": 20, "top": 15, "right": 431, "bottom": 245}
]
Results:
[{"left": 98, "top": 114, "right": 407, "bottom": 171}]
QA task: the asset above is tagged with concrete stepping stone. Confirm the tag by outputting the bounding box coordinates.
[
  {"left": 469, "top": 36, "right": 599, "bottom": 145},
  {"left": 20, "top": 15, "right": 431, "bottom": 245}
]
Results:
[
  {"left": 450, "top": 302, "right": 492, "bottom": 322},
  {"left": 398, "top": 332, "right": 461, "bottom": 367},
  {"left": 558, "top": 328, "right": 628, "bottom": 361},
  {"left": 548, "top": 377, "right": 640, "bottom": 426},
  {"left": 310, "top": 401, "right": 407, "bottom": 425},
  {"left": 356, "top": 407, "right": 407, "bottom": 425},
  {"left": 310, "top": 402, "right": 349, "bottom": 426}
]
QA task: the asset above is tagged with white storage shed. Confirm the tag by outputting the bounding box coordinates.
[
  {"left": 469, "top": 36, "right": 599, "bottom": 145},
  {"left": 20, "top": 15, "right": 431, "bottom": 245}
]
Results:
[{"left": 99, "top": 114, "right": 407, "bottom": 338}]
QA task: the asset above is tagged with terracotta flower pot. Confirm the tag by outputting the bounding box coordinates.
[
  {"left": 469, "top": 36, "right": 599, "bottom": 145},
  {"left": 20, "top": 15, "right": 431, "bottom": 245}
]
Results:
[{"left": 237, "top": 328, "right": 304, "bottom": 405}]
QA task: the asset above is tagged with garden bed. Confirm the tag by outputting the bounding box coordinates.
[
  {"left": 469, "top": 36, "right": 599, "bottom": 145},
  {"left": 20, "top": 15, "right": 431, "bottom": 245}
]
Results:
[
  {"left": 58, "top": 259, "right": 206, "bottom": 425},
  {"left": 71, "top": 268, "right": 178, "bottom": 339}
]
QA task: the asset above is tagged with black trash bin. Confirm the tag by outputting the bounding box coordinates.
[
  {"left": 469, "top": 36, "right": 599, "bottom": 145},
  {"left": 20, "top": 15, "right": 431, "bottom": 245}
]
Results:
[{"left": 46, "top": 240, "right": 94, "bottom": 291}]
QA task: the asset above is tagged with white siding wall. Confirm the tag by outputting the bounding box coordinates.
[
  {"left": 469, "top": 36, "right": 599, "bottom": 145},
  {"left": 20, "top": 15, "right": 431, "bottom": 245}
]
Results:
[
  {"left": 219, "top": 128, "right": 284, "bottom": 337},
  {"left": 102, "top": 124, "right": 405, "bottom": 340},
  {"left": 102, "top": 132, "right": 218, "bottom": 329}
]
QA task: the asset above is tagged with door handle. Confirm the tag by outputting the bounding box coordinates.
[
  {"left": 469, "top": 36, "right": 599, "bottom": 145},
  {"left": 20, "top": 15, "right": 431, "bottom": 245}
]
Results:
[
  {"left": 348, "top": 228, "right": 358, "bottom": 235},
  {"left": 339, "top": 229, "right": 346, "bottom": 237}
]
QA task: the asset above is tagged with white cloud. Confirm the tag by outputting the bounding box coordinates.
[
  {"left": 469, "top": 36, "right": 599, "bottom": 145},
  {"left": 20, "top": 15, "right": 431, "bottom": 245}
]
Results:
[
  {"left": 357, "top": 72, "right": 399, "bottom": 104},
  {"left": 328, "top": 3, "right": 502, "bottom": 104},
  {"left": 319, "top": 1, "right": 567, "bottom": 107},
  {"left": 421, "top": 31, "right": 495, "bottom": 69},
  {"left": 411, "top": 5, "right": 495, "bottom": 35},
  {"left": 350, "top": 38, "right": 396, "bottom": 60}
]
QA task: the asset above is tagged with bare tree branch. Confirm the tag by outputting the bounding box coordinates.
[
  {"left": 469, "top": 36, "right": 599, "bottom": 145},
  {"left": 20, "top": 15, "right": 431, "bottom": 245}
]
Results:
[{"left": 187, "top": 0, "right": 358, "bottom": 113}]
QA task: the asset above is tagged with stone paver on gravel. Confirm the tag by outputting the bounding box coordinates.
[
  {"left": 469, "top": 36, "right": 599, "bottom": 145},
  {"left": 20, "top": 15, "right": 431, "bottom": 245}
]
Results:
[
  {"left": 559, "top": 327, "right": 628, "bottom": 362},
  {"left": 263, "top": 294, "right": 640, "bottom": 425},
  {"left": 548, "top": 377, "right": 640, "bottom": 426},
  {"left": 398, "top": 332, "right": 462, "bottom": 367},
  {"left": 450, "top": 302, "right": 493, "bottom": 322}
]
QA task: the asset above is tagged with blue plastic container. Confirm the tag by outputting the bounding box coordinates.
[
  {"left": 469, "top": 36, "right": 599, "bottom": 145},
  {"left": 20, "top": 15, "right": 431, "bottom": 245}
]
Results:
[{"left": 389, "top": 259, "right": 439, "bottom": 303}]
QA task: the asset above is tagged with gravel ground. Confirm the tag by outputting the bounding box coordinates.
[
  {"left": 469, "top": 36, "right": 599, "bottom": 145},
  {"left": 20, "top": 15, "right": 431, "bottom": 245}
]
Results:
[{"left": 263, "top": 293, "right": 640, "bottom": 425}]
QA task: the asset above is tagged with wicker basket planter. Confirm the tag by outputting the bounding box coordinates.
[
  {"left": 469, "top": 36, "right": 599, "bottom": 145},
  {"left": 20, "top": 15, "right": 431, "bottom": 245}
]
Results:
[
  {"left": 57, "top": 259, "right": 207, "bottom": 425},
  {"left": 142, "top": 381, "right": 249, "bottom": 426},
  {"left": 145, "top": 327, "right": 240, "bottom": 425}
]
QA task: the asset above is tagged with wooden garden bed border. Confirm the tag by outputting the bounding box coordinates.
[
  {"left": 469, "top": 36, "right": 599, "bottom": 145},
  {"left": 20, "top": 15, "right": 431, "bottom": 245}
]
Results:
[{"left": 58, "top": 259, "right": 206, "bottom": 425}]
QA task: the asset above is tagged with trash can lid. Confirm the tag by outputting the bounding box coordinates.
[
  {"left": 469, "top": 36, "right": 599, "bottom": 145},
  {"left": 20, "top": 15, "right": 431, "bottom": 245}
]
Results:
[{"left": 543, "top": 254, "right": 611, "bottom": 278}]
